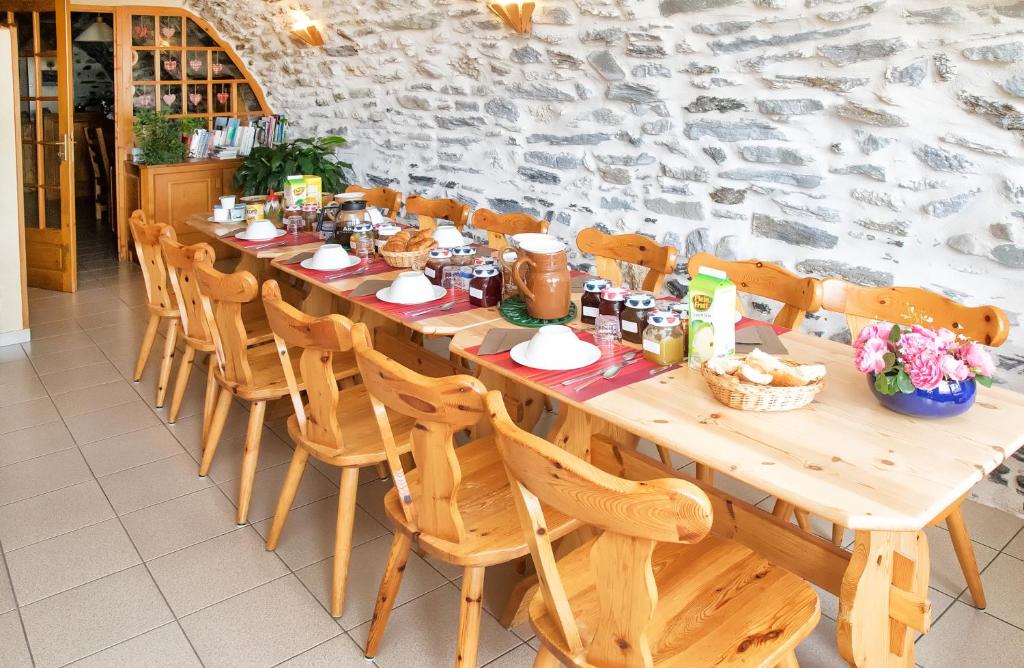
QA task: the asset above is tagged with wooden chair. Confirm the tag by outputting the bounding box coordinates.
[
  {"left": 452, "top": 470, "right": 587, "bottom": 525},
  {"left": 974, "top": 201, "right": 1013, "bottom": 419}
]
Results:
[
  {"left": 192, "top": 259, "right": 359, "bottom": 525},
  {"left": 470, "top": 208, "right": 549, "bottom": 250},
  {"left": 346, "top": 183, "right": 402, "bottom": 220},
  {"left": 82, "top": 128, "right": 106, "bottom": 224},
  {"left": 260, "top": 281, "right": 416, "bottom": 617},
  {"left": 820, "top": 278, "right": 1010, "bottom": 609},
  {"left": 687, "top": 253, "right": 824, "bottom": 330},
  {"left": 353, "top": 332, "right": 583, "bottom": 667},
  {"left": 405, "top": 195, "right": 470, "bottom": 233},
  {"left": 487, "top": 392, "right": 819, "bottom": 668},
  {"left": 576, "top": 227, "right": 677, "bottom": 294},
  {"left": 127, "top": 211, "right": 180, "bottom": 408}
]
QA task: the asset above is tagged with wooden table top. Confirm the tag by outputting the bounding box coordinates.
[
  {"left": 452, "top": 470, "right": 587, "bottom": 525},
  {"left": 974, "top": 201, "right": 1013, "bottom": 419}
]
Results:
[
  {"left": 184, "top": 214, "right": 323, "bottom": 259},
  {"left": 450, "top": 324, "right": 1024, "bottom": 531}
]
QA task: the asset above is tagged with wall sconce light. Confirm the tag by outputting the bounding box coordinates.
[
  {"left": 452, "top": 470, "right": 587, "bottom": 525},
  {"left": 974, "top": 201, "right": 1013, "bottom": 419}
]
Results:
[
  {"left": 487, "top": 2, "right": 535, "bottom": 33},
  {"left": 290, "top": 10, "right": 324, "bottom": 47}
]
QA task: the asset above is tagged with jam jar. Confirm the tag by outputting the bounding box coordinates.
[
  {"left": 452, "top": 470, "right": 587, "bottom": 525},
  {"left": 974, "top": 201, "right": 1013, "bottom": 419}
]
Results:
[
  {"left": 473, "top": 256, "right": 498, "bottom": 268},
  {"left": 580, "top": 278, "right": 613, "bottom": 325},
  {"left": 621, "top": 292, "right": 655, "bottom": 344},
  {"left": 350, "top": 223, "right": 375, "bottom": 260},
  {"left": 594, "top": 286, "right": 628, "bottom": 348},
  {"left": 642, "top": 310, "right": 685, "bottom": 366},
  {"left": 424, "top": 249, "right": 453, "bottom": 285},
  {"left": 469, "top": 266, "right": 502, "bottom": 307},
  {"left": 451, "top": 246, "right": 476, "bottom": 266}
]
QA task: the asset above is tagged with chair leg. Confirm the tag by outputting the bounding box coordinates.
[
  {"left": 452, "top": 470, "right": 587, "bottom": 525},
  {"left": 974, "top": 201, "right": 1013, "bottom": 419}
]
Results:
[
  {"left": 534, "top": 646, "right": 560, "bottom": 668},
  {"left": 265, "top": 447, "right": 310, "bottom": 551},
  {"left": 656, "top": 446, "right": 674, "bottom": 468},
  {"left": 201, "top": 359, "right": 217, "bottom": 444},
  {"left": 831, "top": 523, "right": 846, "bottom": 546},
  {"left": 772, "top": 500, "right": 795, "bottom": 521},
  {"left": 330, "top": 467, "right": 361, "bottom": 617},
  {"left": 199, "top": 387, "right": 232, "bottom": 477},
  {"left": 946, "top": 504, "right": 987, "bottom": 608},
  {"left": 167, "top": 344, "right": 195, "bottom": 424},
  {"left": 235, "top": 400, "right": 267, "bottom": 525},
  {"left": 133, "top": 313, "right": 160, "bottom": 381},
  {"left": 456, "top": 566, "right": 486, "bottom": 668},
  {"left": 155, "top": 318, "right": 179, "bottom": 407},
  {"left": 794, "top": 509, "right": 811, "bottom": 532},
  {"left": 696, "top": 463, "right": 715, "bottom": 484},
  {"left": 364, "top": 532, "right": 413, "bottom": 659}
]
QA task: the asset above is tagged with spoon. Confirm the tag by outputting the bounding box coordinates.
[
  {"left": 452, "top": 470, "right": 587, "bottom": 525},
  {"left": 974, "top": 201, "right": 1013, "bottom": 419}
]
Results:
[
  {"left": 650, "top": 363, "right": 682, "bottom": 375},
  {"left": 561, "top": 351, "right": 639, "bottom": 386},
  {"left": 320, "top": 266, "right": 367, "bottom": 281},
  {"left": 575, "top": 360, "right": 632, "bottom": 392},
  {"left": 407, "top": 301, "right": 456, "bottom": 317}
]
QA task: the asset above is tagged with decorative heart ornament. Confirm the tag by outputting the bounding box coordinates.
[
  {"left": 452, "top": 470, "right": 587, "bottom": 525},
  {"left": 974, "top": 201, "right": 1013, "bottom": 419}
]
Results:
[
  {"left": 188, "top": 57, "right": 203, "bottom": 71},
  {"left": 162, "top": 93, "right": 177, "bottom": 105},
  {"left": 211, "top": 63, "right": 224, "bottom": 76},
  {"left": 133, "top": 24, "right": 149, "bottom": 40},
  {"left": 188, "top": 92, "right": 202, "bottom": 106},
  {"left": 215, "top": 91, "right": 230, "bottom": 105},
  {"left": 161, "top": 25, "right": 176, "bottom": 38},
  {"left": 163, "top": 59, "right": 178, "bottom": 74}
]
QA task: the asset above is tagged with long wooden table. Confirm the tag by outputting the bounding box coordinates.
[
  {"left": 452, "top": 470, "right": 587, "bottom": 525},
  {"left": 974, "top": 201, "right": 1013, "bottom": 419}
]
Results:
[{"left": 185, "top": 216, "right": 1024, "bottom": 666}]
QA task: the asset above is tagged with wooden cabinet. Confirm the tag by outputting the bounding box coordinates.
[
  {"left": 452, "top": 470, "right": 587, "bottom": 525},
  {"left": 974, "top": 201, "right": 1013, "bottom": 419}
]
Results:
[{"left": 123, "top": 158, "right": 241, "bottom": 258}]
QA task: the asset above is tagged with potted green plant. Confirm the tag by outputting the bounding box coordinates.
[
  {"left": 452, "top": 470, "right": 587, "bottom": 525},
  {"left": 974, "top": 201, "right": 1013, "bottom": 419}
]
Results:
[
  {"left": 132, "top": 109, "right": 203, "bottom": 165},
  {"left": 234, "top": 136, "right": 350, "bottom": 196}
]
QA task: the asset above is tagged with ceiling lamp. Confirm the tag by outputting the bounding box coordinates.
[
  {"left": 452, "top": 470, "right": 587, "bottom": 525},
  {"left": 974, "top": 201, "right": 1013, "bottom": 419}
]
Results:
[
  {"left": 77, "top": 15, "right": 113, "bottom": 42},
  {"left": 290, "top": 10, "right": 324, "bottom": 47},
  {"left": 487, "top": 2, "right": 535, "bottom": 33}
]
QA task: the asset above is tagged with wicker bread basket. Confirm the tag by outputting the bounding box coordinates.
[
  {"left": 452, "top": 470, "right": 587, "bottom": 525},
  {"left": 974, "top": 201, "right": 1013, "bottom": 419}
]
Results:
[
  {"left": 380, "top": 247, "right": 432, "bottom": 268},
  {"left": 700, "top": 355, "right": 823, "bottom": 412}
]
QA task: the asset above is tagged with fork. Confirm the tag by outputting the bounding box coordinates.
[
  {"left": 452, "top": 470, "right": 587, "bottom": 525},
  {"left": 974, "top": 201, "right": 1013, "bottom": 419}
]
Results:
[{"left": 320, "top": 266, "right": 368, "bottom": 281}]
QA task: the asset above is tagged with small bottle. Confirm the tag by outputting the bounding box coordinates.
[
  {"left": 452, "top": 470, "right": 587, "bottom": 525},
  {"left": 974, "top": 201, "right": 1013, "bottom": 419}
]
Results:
[
  {"left": 594, "top": 286, "right": 627, "bottom": 350},
  {"left": 457, "top": 266, "right": 474, "bottom": 292},
  {"left": 621, "top": 292, "right": 655, "bottom": 344},
  {"left": 580, "top": 278, "right": 612, "bottom": 326},
  {"left": 642, "top": 310, "right": 685, "bottom": 366},
  {"left": 350, "top": 223, "right": 375, "bottom": 262},
  {"left": 468, "top": 266, "right": 502, "bottom": 307},
  {"left": 424, "top": 249, "right": 452, "bottom": 285}
]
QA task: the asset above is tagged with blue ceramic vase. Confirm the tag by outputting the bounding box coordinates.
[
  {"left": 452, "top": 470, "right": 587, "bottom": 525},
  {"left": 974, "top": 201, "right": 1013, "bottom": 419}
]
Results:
[{"left": 868, "top": 374, "right": 976, "bottom": 418}]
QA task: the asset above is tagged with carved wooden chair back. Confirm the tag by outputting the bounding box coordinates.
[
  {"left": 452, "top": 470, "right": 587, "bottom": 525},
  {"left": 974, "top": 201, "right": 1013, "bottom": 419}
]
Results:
[
  {"left": 822, "top": 278, "right": 1010, "bottom": 346},
  {"left": 405, "top": 195, "right": 471, "bottom": 233},
  {"left": 346, "top": 184, "right": 402, "bottom": 220},
  {"left": 352, "top": 323, "right": 489, "bottom": 541},
  {"left": 575, "top": 227, "right": 677, "bottom": 294},
  {"left": 160, "top": 236, "right": 216, "bottom": 347},
  {"left": 486, "top": 391, "right": 713, "bottom": 667},
  {"left": 128, "top": 211, "right": 175, "bottom": 313},
  {"left": 687, "top": 253, "right": 824, "bottom": 329},
  {"left": 471, "top": 208, "right": 549, "bottom": 250},
  {"left": 194, "top": 255, "right": 261, "bottom": 387}
]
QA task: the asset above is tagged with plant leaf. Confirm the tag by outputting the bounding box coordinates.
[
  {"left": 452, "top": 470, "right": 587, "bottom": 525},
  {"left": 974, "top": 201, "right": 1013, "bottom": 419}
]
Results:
[
  {"left": 889, "top": 325, "right": 902, "bottom": 344},
  {"left": 896, "top": 371, "right": 915, "bottom": 394},
  {"left": 975, "top": 375, "right": 993, "bottom": 388},
  {"left": 874, "top": 373, "right": 892, "bottom": 395}
]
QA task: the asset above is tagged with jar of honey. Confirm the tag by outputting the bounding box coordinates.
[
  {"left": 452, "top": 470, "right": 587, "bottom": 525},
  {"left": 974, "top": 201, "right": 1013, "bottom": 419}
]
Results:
[
  {"left": 621, "top": 292, "right": 655, "bottom": 344},
  {"left": 469, "top": 266, "right": 502, "bottom": 307},
  {"left": 580, "top": 278, "right": 612, "bottom": 325},
  {"left": 642, "top": 310, "right": 685, "bottom": 366}
]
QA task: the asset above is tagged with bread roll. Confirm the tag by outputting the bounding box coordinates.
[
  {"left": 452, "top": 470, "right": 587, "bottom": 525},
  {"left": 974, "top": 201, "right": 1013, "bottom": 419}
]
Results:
[
  {"left": 795, "top": 364, "right": 826, "bottom": 384},
  {"left": 707, "top": 357, "right": 741, "bottom": 376},
  {"left": 383, "top": 233, "right": 410, "bottom": 252},
  {"left": 407, "top": 237, "right": 436, "bottom": 252},
  {"left": 738, "top": 364, "right": 773, "bottom": 385}
]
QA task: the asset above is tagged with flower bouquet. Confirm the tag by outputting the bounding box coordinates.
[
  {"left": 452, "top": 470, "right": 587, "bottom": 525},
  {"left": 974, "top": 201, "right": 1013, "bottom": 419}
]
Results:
[{"left": 854, "top": 323, "right": 995, "bottom": 418}]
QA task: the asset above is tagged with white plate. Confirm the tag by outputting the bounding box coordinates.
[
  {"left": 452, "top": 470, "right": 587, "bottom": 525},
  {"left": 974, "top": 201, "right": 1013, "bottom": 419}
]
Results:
[
  {"left": 209, "top": 216, "right": 244, "bottom": 224},
  {"left": 235, "top": 229, "right": 286, "bottom": 241},
  {"left": 376, "top": 284, "right": 448, "bottom": 305},
  {"left": 509, "top": 341, "right": 602, "bottom": 371},
  {"left": 299, "top": 255, "right": 361, "bottom": 272}
]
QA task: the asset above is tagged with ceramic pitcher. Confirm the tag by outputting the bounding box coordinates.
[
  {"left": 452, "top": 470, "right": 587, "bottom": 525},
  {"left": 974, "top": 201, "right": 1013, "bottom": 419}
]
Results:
[{"left": 512, "top": 241, "right": 570, "bottom": 320}]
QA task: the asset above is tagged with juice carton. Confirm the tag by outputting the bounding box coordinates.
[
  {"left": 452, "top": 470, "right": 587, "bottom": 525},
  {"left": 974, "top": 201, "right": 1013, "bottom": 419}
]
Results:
[
  {"left": 304, "top": 175, "right": 322, "bottom": 207},
  {"left": 284, "top": 175, "right": 307, "bottom": 207},
  {"left": 687, "top": 266, "right": 736, "bottom": 368}
]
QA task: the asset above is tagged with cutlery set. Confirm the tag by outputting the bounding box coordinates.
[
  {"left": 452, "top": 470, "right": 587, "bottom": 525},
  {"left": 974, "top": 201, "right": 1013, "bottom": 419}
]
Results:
[{"left": 560, "top": 351, "right": 642, "bottom": 392}]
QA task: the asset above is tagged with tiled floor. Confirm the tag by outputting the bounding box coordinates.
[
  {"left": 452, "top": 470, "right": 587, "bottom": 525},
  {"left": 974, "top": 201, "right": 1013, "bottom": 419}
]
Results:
[{"left": 1, "top": 254, "right": 1023, "bottom": 667}]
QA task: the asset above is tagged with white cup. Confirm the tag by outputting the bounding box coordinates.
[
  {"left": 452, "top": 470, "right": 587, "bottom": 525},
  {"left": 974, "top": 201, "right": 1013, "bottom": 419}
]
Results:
[
  {"left": 213, "top": 206, "right": 229, "bottom": 222},
  {"left": 525, "top": 325, "right": 584, "bottom": 368},
  {"left": 433, "top": 224, "right": 466, "bottom": 249},
  {"left": 245, "top": 219, "right": 278, "bottom": 241},
  {"left": 387, "top": 271, "right": 436, "bottom": 304},
  {"left": 512, "top": 233, "right": 564, "bottom": 254},
  {"left": 219, "top": 195, "right": 236, "bottom": 210},
  {"left": 309, "top": 244, "right": 350, "bottom": 270},
  {"left": 230, "top": 205, "right": 246, "bottom": 222}
]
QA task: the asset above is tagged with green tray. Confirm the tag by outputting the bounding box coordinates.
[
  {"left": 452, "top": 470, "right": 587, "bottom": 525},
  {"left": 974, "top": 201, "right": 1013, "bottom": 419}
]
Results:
[{"left": 499, "top": 296, "right": 576, "bottom": 328}]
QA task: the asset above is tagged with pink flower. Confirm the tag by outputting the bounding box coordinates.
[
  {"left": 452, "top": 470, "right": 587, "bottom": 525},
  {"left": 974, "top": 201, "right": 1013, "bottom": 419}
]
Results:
[
  {"left": 960, "top": 342, "right": 996, "bottom": 377},
  {"left": 941, "top": 354, "right": 970, "bottom": 382},
  {"left": 855, "top": 336, "right": 889, "bottom": 374},
  {"left": 904, "top": 349, "right": 944, "bottom": 391},
  {"left": 856, "top": 322, "right": 893, "bottom": 346},
  {"left": 899, "top": 328, "right": 942, "bottom": 360}
]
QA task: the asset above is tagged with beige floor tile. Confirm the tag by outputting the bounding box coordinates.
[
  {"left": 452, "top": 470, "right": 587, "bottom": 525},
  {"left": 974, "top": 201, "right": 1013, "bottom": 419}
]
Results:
[
  {"left": 151, "top": 365, "right": 212, "bottom": 424},
  {"left": 121, "top": 487, "right": 238, "bottom": 560},
  {"left": 355, "top": 476, "right": 394, "bottom": 528},
  {"left": 277, "top": 633, "right": 370, "bottom": 667},
  {"left": 485, "top": 643, "right": 535, "bottom": 667},
  {"left": 1005, "top": 528, "right": 1024, "bottom": 559},
  {"left": 0, "top": 376, "right": 48, "bottom": 409},
  {"left": 75, "top": 307, "right": 142, "bottom": 332},
  {"left": 220, "top": 458, "right": 338, "bottom": 524},
  {"left": 253, "top": 495, "right": 389, "bottom": 571},
  {"left": 0, "top": 448, "right": 93, "bottom": 507},
  {"left": 39, "top": 361, "right": 123, "bottom": 396},
  {"left": 0, "top": 359, "right": 40, "bottom": 385},
  {"left": 0, "top": 421, "right": 76, "bottom": 467},
  {"left": 0, "top": 344, "right": 26, "bottom": 364},
  {"left": 947, "top": 498, "right": 1024, "bottom": 550},
  {"left": 351, "top": 582, "right": 521, "bottom": 668},
  {"left": 19, "top": 565, "right": 173, "bottom": 668},
  {"left": 21, "top": 330, "right": 96, "bottom": 359},
  {"left": 67, "top": 621, "right": 201, "bottom": 668},
  {"left": 0, "top": 557, "right": 14, "bottom": 613},
  {"left": 974, "top": 553, "right": 1024, "bottom": 625},
  {"left": 0, "top": 480, "right": 115, "bottom": 552},
  {"left": 5, "top": 519, "right": 141, "bottom": 606},
  {"left": 793, "top": 616, "right": 847, "bottom": 668},
  {"left": 179, "top": 574, "right": 342, "bottom": 668},
  {"left": 0, "top": 610, "right": 32, "bottom": 667},
  {"left": 64, "top": 399, "right": 162, "bottom": 445},
  {"left": 0, "top": 396, "right": 60, "bottom": 435},
  {"left": 29, "top": 318, "right": 84, "bottom": 341},
  {"left": 66, "top": 296, "right": 130, "bottom": 320},
  {"left": 50, "top": 380, "right": 141, "bottom": 419},
  {"left": 923, "top": 525, "right": 999, "bottom": 597},
  {"left": 202, "top": 426, "right": 295, "bottom": 486},
  {"left": 79, "top": 424, "right": 184, "bottom": 478},
  {"left": 917, "top": 601, "right": 1024, "bottom": 666},
  {"left": 98, "top": 452, "right": 212, "bottom": 515},
  {"left": 28, "top": 345, "right": 107, "bottom": 376},
  {"left": 148, "top": 527, "right": 289, "bottom": 617},
  {"left": 294, "top": 533, "right": 447, "bottom": 630}
]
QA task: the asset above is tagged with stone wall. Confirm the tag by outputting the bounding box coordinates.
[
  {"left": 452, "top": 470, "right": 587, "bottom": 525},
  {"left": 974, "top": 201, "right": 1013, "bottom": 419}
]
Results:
[{"left": 188, "top": 0, "right": 1024, "bottom": 510}]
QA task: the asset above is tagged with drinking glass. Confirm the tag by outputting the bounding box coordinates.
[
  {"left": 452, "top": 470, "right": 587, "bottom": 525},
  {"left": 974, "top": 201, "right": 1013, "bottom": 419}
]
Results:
[
  {"left": 285, "top": 215, "right": 304, "bottom": 236},
  {"left": 441, "top": 265, "right": 462, "bottom": 293},
  {"left": 593, "top": 314, "right": 622, "bottom": 353}
]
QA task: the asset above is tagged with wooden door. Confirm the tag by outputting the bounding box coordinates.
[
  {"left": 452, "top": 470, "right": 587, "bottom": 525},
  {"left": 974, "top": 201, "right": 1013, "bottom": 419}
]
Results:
[{"left": 4, "top": 0, "right": 76, "bottom": 291}]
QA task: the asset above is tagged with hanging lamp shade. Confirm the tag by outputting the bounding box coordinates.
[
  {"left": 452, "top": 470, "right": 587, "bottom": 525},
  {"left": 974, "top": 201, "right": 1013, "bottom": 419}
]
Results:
[{"left": 77, "top": 16, "right": 113, "bottom": 42}]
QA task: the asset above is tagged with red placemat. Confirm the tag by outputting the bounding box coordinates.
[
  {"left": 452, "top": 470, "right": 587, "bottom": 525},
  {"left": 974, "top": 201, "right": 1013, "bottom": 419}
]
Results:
[
  {"left": 287, "top": 255, "right": 395, "bottom": 281},
  {"left": 737, "top": 316, "right": 789, "bottom": 335},
  {"left": 348, "top": 288, "right": 484, "bottom": 323},
  {"left": 230, "top": 230, "right": 321, "bottom": 249}
]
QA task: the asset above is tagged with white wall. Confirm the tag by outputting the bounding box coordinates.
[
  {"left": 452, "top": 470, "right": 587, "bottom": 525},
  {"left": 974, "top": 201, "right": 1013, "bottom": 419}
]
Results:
[{"left": 0, "top": 27, "right": 28, "bottom": 344}]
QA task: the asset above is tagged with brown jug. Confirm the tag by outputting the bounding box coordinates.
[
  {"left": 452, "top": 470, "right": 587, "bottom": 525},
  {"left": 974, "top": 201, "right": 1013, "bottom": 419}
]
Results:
[{"left": 512, "top": 245, "right": 570, "bottom": 320}]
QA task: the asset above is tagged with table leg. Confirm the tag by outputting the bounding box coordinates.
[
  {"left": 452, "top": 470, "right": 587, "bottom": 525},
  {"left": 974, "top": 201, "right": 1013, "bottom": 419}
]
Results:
[
  {"left": 837, "top": 529, "right": 930, "bottom": 667},
  {"left": 301, "top": 286, "right": 336, "bottom": 316},
  {"left": 235, "top": 253, "right": 264, "bottom": 279}
]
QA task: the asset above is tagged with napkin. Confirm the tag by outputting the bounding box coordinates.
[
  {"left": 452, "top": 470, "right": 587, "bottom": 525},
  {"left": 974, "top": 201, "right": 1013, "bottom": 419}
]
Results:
[
  {"left": 280, "top": 251, "right": 315, "bottom": 265},
  {"left": 350, "top": 279, "right": 391, "bottom": 297},
  {"left": 211, "top": 224, "right": 245, "bottom": 237},
  {"left": 736, "top": 325, "right": 788, "bottom": 355},
  {"left": 367, "top": 207, "right": 386, "bottom": 225},
  {"left": 477, "top": 328, "right": 535, "bottom": 355}
]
